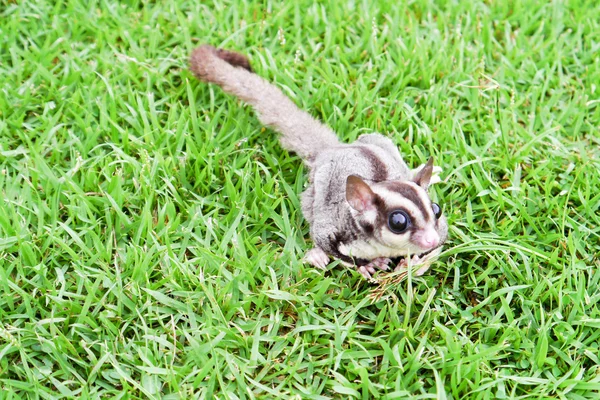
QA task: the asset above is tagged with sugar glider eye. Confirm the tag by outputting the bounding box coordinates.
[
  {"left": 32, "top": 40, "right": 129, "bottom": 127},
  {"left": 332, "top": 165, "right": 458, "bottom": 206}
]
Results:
[
  {"left": 432, "top": 203, "right": 442, "bottom": 219},
  {"left": 388, "top": 210, "right": 410, "bottom": 234}
]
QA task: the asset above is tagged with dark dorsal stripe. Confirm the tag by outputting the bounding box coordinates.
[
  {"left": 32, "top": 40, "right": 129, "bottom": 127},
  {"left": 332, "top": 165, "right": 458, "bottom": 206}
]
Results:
[
  {"left": 382, "top": 181, "right": 430, "bottom": 222},
  {"left": 358, "top": 147, "right": 388, "bottom": 182}
]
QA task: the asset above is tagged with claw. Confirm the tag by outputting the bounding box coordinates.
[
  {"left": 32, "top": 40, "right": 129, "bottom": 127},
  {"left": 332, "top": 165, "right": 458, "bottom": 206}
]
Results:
[
  {"left": 356, "top": 257, "right": 393, "bottom": 280},
  {"left": 370, "top": 257, "right": 392, "bottom": 271},
  {"left": 393, "top": 252, "right": 437, "bottom": 276},
  {"left": 394, "top": 257, "right": 408, "bottom": 272},
  {"left": 358, "top": 266, "right": 372, "bottom": 280}
]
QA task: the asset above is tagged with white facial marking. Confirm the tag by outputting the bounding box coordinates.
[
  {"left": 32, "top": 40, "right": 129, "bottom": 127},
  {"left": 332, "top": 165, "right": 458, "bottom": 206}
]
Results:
[
  {"left": 374, "top": 185, "right": 427, "bottom": 223},
  {"left": 362, "top": 208, "right": 378, "bottom": 224},
  {"left": 348, "top": 181, "right": 440, "bottom": 256}
]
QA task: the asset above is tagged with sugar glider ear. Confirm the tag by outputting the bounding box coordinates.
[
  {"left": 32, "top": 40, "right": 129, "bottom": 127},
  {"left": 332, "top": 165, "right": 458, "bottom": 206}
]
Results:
[
  {"left": 413, "top": 157, "right": 434, "bottom": 189},
  {"left": 346, "top": 175, "right": 376, "bottom": 212}
]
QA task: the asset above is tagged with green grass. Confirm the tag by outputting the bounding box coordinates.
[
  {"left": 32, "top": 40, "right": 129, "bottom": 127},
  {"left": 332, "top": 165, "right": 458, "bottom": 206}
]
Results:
[{"left": 1, "top": 0, "right": 600, "bottom": 398}]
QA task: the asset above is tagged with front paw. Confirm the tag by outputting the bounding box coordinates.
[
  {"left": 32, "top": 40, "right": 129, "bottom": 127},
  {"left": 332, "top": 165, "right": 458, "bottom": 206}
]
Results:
[
  {"left": 304, "top": 247, "right": 330, "bottom": 270},
  {"left": 394, "top": 254, "right": 420, "bottom": 271},
  {"left": 357, "top": 257, "right": 392, "bottom": 280},
  {"left": 394, "top": 248, "right": 441, "bottom": 276}
]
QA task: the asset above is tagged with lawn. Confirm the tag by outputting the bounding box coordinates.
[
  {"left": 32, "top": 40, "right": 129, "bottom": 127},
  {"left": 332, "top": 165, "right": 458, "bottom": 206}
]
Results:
[{"left": 1, "top": 0, "right": 600, "bottom": 398}]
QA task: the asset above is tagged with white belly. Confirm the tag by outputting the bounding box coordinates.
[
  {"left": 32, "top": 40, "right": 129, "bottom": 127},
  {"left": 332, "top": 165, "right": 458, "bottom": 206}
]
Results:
[{"left": 339, "top": 240, "right": 411, "bottom": 260}]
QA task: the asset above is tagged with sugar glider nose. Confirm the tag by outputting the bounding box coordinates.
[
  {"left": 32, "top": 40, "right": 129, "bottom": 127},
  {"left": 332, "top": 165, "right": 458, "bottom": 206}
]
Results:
[
  {"left": 414, "top": 230, "right": 440, "bottom": 249},
  {"left": 423, "top": 234, "right": 439, "bottom": 248}
]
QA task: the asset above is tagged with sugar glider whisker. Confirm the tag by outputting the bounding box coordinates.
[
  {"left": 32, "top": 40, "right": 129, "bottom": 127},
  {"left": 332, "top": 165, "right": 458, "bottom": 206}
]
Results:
[{"left": 189, "top": 45, "right": 448, "bottom": 280}]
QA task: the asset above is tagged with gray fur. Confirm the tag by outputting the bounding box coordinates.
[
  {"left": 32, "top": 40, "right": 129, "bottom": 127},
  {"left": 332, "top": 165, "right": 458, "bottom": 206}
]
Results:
[
  {"left": 190, "top": 45, "right": 448, "bottom": 278},
  {"left": 190, "top": 45, "right": 339, "bottom": 163}
]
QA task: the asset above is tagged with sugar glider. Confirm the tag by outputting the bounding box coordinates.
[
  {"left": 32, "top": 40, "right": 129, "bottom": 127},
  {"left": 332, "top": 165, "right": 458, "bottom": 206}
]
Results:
[{"left": 189, "top": 45, "right": 448, "bottom": 280}]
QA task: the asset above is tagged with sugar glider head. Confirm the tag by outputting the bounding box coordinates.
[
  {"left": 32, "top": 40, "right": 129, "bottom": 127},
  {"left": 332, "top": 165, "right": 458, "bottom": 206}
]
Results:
[{"left": 345, "top": 158, "right": 448, "bottom": 259}]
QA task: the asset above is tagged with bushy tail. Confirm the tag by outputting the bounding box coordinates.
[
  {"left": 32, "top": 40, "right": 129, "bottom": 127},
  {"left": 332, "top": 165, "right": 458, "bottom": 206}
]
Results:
[{"left": 189, "top": 45, "right": 340, "bottom": 162}]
